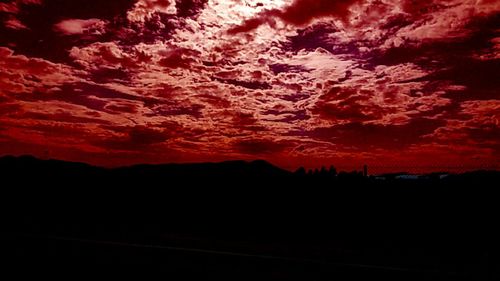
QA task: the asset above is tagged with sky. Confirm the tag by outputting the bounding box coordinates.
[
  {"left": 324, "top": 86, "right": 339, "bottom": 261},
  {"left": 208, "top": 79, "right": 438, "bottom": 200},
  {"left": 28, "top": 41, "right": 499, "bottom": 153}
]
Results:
[{"left": 0, "top": 0, "right": 499, "bottom": 173}]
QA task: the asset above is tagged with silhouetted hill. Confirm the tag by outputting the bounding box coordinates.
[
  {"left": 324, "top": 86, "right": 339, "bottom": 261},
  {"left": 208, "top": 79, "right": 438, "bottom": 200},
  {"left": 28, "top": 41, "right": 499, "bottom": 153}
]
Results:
[
  {"left": 0, "top": 155, "right": 100, "bottom": 173},
  {"left": 0, "top": 155, "right": 290, "bottom": 184},
  {"left": 2, "top": 155, "right": 498, "bottom": 185},
  {"left": 114, "top": 159, "right": 290, "bottom": 182},
  {"left": 1, "top": 155, "right": 497, "bottom": 279}
]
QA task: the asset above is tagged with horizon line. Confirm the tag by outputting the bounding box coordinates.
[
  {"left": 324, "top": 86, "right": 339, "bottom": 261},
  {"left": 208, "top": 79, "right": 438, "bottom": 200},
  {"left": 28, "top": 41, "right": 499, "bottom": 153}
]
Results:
[{"left": 1, "top": 154, "right": 498, "bottom": 175}]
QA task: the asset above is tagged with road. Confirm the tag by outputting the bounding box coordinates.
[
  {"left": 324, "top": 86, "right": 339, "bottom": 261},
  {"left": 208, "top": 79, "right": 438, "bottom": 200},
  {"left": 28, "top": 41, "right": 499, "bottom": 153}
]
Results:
[{"left": 2, "top": 232, "right": 471, "bottom": 280}]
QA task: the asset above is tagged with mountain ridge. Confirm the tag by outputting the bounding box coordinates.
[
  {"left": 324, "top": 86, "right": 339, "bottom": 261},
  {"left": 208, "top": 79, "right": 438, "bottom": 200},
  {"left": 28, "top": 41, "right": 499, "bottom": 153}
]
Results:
[{"left": 2, "top": 154, "right": 498, "bottom": 177}]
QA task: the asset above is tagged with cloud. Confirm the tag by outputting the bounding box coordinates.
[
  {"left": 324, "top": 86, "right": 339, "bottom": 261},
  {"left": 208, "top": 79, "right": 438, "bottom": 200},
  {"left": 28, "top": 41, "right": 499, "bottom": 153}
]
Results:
[
  {"left": 0, "top": 1, "right": 41, "bottom": 31},
  {"left": 158, "top": 47, "right": 200, "bottom": 68},
  {"left": 128, "top": 125, "right": 172, "bottom": 145},
  {"left": 0, "top": 0, "right": 499, "bottom": 171},
  {"left": 228, "top": 0, "right": 360, "bottom": 34},
  {"left": 227, "top": 12, "right": 278, "bottom": 34},
  {"left": 302, "top": 118, "right": 446, "bottom": 150},
  {"left": 92, "top": 122, "right": 191, "bottom": 152},
  {"left": 233, "top": 138, "right": 291, "bottom": 155},
  {"left": 4, "top": 17, "right": 28, "bottom": 30},
  {"left": 0, "top": 47, "right": 80, "bottom": 95},
  {"left": 127, "top": 0, "right": 177, "bottom": 22},
  {"left": 262, "top": 108, "right": 310, "bottom": 123},
  {"left": 150, "top": 103, "right": 205, "bottom": 118},
  {"left": 175, "top": 0, "right": 208, "bottom": 18},
  {"left": 20, "top": 111, "right": 111, "bottom": 125},
  {"left": 54, "top": 18, "right": 107, "bottom": 35},
  {"left": 0, "top": 0, "right": 137, "bottom": 62},
  {"left": 0, "top": 103, "right": 22, "bottom": 116},
  {"left": 0, "top": 2, "right": 20, "bottom": 14},
  {"left": 279, "top": 0, "right": 359, "bottom": 25},
  {"left": 0, "top": 0, "right": 42, "bottom": 14},
  {"left": 69, "top": 42, "right": 137, "bottom": 69},
  {"left": 430, "top": 100, "right": 500, "bottom": 149},
  {"left": 425, "top": 59, "right": 500, "bottom": 101},
  {"left": 213, "top": 78, "right": 272, "bottom": 90}
]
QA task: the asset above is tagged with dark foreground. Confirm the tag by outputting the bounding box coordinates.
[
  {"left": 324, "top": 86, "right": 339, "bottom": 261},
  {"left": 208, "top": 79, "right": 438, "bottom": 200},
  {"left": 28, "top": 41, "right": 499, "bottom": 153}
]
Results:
[{"left": 1, "top": 156, "right": 497, "bottom": 279}]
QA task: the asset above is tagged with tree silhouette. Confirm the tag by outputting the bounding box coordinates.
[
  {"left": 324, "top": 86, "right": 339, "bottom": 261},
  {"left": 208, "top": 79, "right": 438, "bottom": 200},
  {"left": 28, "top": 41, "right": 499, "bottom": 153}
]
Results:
[
  {"left": 294, "top": 167, "right": 306, "bottom": 177},
  {"left": 329, "top": 165, "right": 337, "bottom": 176}
]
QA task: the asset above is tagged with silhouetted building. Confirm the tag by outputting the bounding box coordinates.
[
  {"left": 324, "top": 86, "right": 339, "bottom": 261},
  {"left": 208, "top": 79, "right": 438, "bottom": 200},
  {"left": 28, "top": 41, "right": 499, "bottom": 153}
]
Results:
[
  {"left": 395, "top": 174, "right": 420, "bottom": 180},
  {"left": 363, "top": 165, "right": 368, "bottom": 177}
]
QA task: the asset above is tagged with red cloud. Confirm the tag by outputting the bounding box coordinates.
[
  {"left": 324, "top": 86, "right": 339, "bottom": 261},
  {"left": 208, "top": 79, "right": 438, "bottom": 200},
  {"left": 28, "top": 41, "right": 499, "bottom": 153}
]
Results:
[
  {"left": 4, "top": 17, "right": 28, "bottom": 30},
  {"left": 305, "top": 118, "right": 446, "bottom": 150},
  {"left": 228, "top": 0, "right": 360, "bottom": 34},
  {"left": 233, "top": 139, "right": 291, "bottom": 155},
  {"left": 312, "top": 87, "right": 383, "bottom": 122},
  {"left": 0, "top": 47, "right": 79, "bottom": 95},
  {"left": 158, "top": 48, "right": 200, "bottom": 69},
  {"left": 227, "top": 17, "right": 270, "bottom": 34},
  {"left": 128, "top": 0, "right": 176, "bottom": 22},
  {"left": 1, "top": 0, "right": 499, "bottom": 172},
  {"left": 279, "top": 0, "right": 359, "bottom": 25},
  {"left": 128, "top": 125, "right": 172, "bottom": 145},
  {"left": 54, "top": 18, "right": 106, "bottom": 35}
]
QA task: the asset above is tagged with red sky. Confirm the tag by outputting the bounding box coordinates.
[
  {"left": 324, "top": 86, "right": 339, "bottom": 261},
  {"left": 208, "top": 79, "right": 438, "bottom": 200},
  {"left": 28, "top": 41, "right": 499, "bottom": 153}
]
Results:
[{"left": 0, "top": 0, "right": 499, "bottom": 173}]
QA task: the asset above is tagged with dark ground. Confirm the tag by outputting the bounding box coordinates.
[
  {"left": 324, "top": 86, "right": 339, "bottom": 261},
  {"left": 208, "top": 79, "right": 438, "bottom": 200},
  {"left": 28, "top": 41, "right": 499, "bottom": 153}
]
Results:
[{"left": 0, "top": 156, "right": 497, "bottom": 279}]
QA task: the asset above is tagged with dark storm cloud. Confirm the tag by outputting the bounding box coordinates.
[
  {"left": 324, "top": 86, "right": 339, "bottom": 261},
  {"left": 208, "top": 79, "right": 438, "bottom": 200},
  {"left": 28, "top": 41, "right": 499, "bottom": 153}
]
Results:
[
  {"left": 149, "top": 103, "right": 205, "bottom": 118},
  {"left": 0, "top": 103, "right": 22, "bottom": 116},
  {"left": 297, "top": 118, "right": 446, "bottom": 150},
  {"left": 262, "top": 109, "right": 310, "bottom": 123},
  {"left": 104, "top": 102, "right": 139, "bottom": 114},
  {"left": 281, "top": 22, "right": 362, "bottom": 57},
  {"left": 233, "top": 138, "right": 290, "bottom": 155},
  {"left": 278, "top": 93, "right": 311, "bottom": 103},
  {"left": 0, "top": 0, "right": 209, "bottom": 63},
  {"left": 386, "top": 14, "right": 500, "bottom": 101},
  {"left": 228, "top": 0, "right": 360, "bottom": 34},
  {"left": 14, "top": 122, "right": 92, "bottom": 138},
  {"left": 128, "top": 125, "right": 171, "bottom": 145},
  {"left": 402, "top": 59, "right": 500, "bottom": 101},
  {"left": 230, "top": 112, "right": 267, "bottom": 132},
  {"left": 26, "top": 0, "right": 136, "bottom": 20},
  {"left": 175, "top": 0, "right": 209, "bottom": 18},
  {"left": 92, "top": 122, "right": 199, "bottom": 152},
  {"left": 400, "top": 0, "right": 447, "bottom": 18},
  {"left": 92, "top": 126, "right": 171, "bottom": 151},
  {"left": 195, "top": 93, "right": 231, "bottom": 108},
  {"left": 17, "top": 82, "right": 159, "bottom": 113},
  {"left": 368, "top": 13, "right": 500, "bottom": 67},
  {"left": 213, "top": 78, "right": 272, "bottom": 90},
  {"left": 90, "top": 67, "right": 132, "bottom": 84},
  {"left": 465, "top": 124, "right": 500, "bottom": 149},
  {"left": 122, "top": 13, "right": 178, "bottom": 46},
  {"left": 269, "top": 63, "right": 309, "bottom": 75},
  {"left": 19, "top": 111, "right": 111, "bottom": 125},
  {"left": 278, "top": 0, "right": 358, "bottom": 25},
  {"left": 380, "top": 13, "right": 414, "bottom": 30},
  {"left": 312, "top": 87, "right": 383, "bottom": 122},
  {"left": 363, "top": 12, "right": 500, "bottom": 105},
  {"left": 158, "top": 48, "right": 200, "bottom": 69},
  {"left": 0, "top": 0, "right": 137, "bottom": 62}
]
